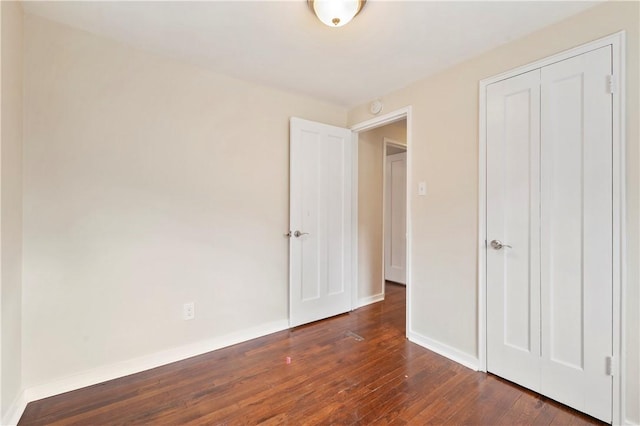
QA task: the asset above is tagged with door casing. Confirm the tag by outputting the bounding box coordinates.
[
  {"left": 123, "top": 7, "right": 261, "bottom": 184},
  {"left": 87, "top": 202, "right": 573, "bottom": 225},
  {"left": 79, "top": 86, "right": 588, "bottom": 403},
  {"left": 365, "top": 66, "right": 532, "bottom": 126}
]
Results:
[{"left": 478, "top": 31, "right": 626, "bottom": 425}]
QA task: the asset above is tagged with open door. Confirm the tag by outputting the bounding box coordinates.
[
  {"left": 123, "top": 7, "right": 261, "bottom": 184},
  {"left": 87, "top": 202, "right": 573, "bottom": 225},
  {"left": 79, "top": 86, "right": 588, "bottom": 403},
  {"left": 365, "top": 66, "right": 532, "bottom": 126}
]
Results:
[
  {"left": 289, "top": 117, "right": 353, "bottom": 327},
  {"left": 384, "top": 150, "right": 407, "bottom": 284}
]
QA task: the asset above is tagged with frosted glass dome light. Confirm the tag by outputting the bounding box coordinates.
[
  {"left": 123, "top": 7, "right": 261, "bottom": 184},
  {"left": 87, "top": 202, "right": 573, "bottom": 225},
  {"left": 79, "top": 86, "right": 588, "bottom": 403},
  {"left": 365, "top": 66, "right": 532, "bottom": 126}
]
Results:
[{"left": 309, "top": 0, "right": 366, "bottom": 28}]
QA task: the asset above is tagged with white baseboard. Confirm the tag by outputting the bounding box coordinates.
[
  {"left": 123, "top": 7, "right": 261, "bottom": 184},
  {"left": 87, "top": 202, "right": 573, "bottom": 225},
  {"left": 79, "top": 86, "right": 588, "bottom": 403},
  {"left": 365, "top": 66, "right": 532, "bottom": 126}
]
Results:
[
  {"left": 626, "top": 417, "right": 639, "bottom": 425},
  {"left": 15, "top": 319, "right": 288, "bottom": 422},
  {"left": 2, "top": 390, "right": 27, "bottom": 426},
  {"left": 357, "top": 292, "right": 384, "bottom": 308},
  {"left": 408, "top": 330, "right": 479, "bottom": 371}
]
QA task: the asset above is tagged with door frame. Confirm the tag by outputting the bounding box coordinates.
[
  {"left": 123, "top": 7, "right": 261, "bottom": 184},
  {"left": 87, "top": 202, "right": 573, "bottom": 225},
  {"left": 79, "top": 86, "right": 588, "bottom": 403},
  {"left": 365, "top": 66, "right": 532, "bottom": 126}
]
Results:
[
  {"left": 350, "top": 107, "right": 412, "bottom": 336},
  {"left": 383, "top": 139, "right": 407, "bottom": 286},
  {"left": 478, "top": 31, "right": 626, "bottom": 424}
]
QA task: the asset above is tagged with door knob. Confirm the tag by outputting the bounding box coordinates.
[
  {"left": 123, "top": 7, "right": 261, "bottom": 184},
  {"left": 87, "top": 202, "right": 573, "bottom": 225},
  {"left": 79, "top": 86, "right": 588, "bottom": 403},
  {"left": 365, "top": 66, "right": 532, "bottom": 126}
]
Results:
[
  {"left": 294, "top": 230, "right": 309, "bottom": 238},
  {"left": 490, "top": 239, "right": 512, "bottom": 250}
]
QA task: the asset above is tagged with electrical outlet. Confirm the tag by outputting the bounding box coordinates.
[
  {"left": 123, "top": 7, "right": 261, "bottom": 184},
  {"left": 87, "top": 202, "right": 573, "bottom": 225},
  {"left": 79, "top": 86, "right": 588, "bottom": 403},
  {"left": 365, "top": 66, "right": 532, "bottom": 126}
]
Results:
[{"left": 183, "top": 302, "right": 195, "bottom": 320}]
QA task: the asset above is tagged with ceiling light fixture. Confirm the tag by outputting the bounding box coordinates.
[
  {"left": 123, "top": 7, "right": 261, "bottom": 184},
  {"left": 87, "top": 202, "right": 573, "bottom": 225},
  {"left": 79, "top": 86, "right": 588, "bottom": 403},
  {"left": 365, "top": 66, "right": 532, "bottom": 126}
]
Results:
[{"left": 308, "top": 0, "right": 366, "bottom": 28}]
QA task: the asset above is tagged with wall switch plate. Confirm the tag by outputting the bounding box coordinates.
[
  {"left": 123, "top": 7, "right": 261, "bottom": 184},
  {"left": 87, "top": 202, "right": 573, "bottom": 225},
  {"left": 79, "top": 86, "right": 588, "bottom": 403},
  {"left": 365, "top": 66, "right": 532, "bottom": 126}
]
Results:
[
  {"left": 418, "top": 181, "right": 427, "bottom": 196},
  {"left": 183, "top": 302, "right": 195, "bottom": 320}
]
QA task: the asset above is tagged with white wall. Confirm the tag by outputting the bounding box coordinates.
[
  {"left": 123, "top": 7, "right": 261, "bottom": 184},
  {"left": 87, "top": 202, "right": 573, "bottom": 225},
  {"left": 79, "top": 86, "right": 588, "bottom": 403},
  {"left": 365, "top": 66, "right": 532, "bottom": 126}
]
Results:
[
  {"left": 357, "top": 120, "right": 406, "bottom": 305},
  {"left": 1, "top": 0, "right": 24, "bottom": 421},
  {"left": 22, "top": 14, "right": 346, "bottom": 390},
  {"left": 348, "top": 1, "right": 639, "bottom": 422}
]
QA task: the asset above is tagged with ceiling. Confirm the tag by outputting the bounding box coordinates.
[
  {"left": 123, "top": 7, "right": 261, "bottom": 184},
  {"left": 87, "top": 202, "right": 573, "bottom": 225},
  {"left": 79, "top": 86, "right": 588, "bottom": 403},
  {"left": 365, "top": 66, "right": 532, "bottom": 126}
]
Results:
[{"left": 22, "top": 1, "right": 601, "bottom": 108}]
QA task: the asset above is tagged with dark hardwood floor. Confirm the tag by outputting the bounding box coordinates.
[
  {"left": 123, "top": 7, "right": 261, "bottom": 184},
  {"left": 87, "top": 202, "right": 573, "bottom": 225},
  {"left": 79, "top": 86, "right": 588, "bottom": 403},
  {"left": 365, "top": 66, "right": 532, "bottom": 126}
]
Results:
[{"left": 20, "top": 282, "right": 604, "bottom": 425}]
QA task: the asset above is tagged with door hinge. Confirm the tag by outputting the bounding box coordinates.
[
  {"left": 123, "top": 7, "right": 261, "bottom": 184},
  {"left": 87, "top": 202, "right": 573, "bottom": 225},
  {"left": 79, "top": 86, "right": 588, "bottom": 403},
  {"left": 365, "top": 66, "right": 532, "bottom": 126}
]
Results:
[
  {"left": 607, "top": 75, "right": 616, "bottom": 94},
  {"left": 605, "top": 356, "right": 615, "bottom": 376}
]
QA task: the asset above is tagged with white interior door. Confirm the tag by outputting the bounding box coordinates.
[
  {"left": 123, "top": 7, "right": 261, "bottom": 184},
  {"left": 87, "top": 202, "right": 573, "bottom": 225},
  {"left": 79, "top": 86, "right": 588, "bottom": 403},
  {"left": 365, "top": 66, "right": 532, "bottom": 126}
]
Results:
[
  {"left": 289, "top": 117, "right": 352, "bottom": 328},
  {"left": 539, "top": 46, "right": 613, "bottom": 422},
  {"left": 486, "top": 46, "right": 613, "bottom": 423},
  {"left": 486, "top": 68, "right": 542, "bottom": 391},
  {"left": 384, "top": 151, "right": 407, "bottom": 284}
]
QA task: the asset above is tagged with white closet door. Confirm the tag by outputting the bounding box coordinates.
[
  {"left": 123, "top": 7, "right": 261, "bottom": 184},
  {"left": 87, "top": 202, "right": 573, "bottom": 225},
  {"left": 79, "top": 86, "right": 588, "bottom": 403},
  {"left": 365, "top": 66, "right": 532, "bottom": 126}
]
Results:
[
  {"left": 486, "top": 69, "right": 542, "bottom": 392},
  {"left": 486, "top": 45, "right": 613, "bottom": 423},
  {"left": 540, "top": 45, "right": 613, "bottom": 422},
  {"left": 384, "top": 152, "right": 407, "bottom": 284}
]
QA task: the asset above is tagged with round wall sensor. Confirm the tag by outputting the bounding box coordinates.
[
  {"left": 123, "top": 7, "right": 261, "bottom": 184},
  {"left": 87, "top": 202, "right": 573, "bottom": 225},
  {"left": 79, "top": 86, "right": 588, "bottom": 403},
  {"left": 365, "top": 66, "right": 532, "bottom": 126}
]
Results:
[{"left": 370, "top": 100, "right": 383, "bottom": 115}]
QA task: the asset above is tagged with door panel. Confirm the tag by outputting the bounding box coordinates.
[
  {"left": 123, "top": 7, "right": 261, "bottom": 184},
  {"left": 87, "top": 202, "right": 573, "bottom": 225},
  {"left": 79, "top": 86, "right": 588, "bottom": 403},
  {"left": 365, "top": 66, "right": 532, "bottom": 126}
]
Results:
[
  {"left": 326, "top": 134, "right": 346, "bottom": 296},
  {"left": 384, "top": 151, "right": 407, "bottom": 284},
  {"left": 298, "top": 127, "right": 320, "bottom": 301},
  {"left": 290, "top": 117, "right": 352, "bottom": 327},
  {"left": 486, "top": 69, "right": 541, "bottom": 391},
  {"left": 540, "top": 45, "right": 613, "bottom": 422}
]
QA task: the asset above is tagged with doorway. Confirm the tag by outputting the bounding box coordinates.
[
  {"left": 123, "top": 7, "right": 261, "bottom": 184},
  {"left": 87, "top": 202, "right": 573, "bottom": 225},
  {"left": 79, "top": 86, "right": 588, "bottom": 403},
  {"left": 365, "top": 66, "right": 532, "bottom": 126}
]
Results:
[
  {"left": 384, "top": 139, "right": 407, "bottom": 285},
  {"left": 351, "top": 107, "right": 411, "bottom": 335}
]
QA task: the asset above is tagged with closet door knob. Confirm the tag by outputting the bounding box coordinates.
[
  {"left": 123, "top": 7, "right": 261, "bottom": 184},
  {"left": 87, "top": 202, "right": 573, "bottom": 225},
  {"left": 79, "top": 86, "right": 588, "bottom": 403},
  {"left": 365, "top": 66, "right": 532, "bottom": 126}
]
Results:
[{"left": 490, "top": 239, "right": 512, "bottom": 250}]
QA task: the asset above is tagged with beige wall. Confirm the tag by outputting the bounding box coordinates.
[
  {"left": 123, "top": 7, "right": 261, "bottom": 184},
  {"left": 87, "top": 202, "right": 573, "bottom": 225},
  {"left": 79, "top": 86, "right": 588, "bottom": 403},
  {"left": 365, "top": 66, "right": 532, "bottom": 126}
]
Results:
[
  {"left": 22, "top": 14, "right": 346, "bottom": 389},
  {"left": 357, "top": 120, "right": 406, "bottom": 304},
  {"left": 348, "top": 1, "right": 639, "bottom": 422},
  {"left": 1, "top": 0, "right": 24, "bottom": 421}
]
